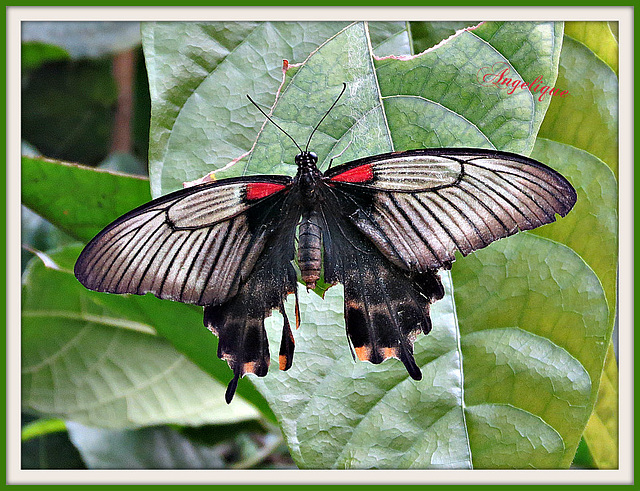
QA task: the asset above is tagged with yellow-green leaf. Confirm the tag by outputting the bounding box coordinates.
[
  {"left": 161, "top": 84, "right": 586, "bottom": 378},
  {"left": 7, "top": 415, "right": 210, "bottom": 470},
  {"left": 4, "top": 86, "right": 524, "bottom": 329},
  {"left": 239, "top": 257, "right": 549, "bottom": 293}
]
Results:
[
  {"left": 564, "top": 21, "right": 618, "bottom": 75},
  {"left": 538, "top": 36, "right": 618, "bottom": 177},
  {"left": 583, "top": 342, "right": 619, "bottom": 469}
]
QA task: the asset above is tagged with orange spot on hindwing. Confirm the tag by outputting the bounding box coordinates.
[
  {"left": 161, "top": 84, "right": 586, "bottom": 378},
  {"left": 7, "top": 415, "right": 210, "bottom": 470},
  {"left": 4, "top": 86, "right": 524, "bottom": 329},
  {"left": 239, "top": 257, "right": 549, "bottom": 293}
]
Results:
[
  {"left": 381, "top": 347, "right": 399, "bottom": 360},
  {"left": 354, "top": 346, "right": 372, "bottom": 361}
]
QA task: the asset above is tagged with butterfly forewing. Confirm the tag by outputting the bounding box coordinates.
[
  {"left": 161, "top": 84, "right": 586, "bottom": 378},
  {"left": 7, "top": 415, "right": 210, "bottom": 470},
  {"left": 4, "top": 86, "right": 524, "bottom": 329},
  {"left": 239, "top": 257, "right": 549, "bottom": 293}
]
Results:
[
  {"left": 325, "top": 148, "right": 577, "bottom": 272},
  {"left": 74, "top": 176, "right": 292, "bottom": 306}
]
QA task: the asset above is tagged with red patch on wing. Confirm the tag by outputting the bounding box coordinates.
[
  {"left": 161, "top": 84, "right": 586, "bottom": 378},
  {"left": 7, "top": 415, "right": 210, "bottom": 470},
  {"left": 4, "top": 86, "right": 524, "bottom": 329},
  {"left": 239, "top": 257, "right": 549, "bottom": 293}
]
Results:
[
  {"left": 330, "top": 164, "right": 374, "bottom": 183},
  {"left": 245, "top": 182, "right": 286, "bottom": 200}
]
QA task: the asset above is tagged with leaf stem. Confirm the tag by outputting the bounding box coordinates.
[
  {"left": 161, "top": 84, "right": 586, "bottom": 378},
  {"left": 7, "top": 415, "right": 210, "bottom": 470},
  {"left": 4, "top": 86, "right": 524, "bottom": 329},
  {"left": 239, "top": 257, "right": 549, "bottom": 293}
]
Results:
[{"left": 21, "top": 418, "right": 67, "bottom": 441}]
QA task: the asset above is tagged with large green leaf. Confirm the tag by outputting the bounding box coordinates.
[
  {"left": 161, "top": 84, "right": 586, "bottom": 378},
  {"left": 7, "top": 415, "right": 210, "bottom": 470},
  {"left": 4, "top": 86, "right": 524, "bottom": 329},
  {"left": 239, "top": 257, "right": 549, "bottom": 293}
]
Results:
[
  {"left": 21, "top": 156, "right": 151, "bottom": 243},
  {"left": 22, "top": 246, "right": 261, "bottom": 428},
  {"left": 453, "top": 234, "right": 608, "bottom": 467},
  {"left": 143, "top": 21, "right": 411, "bottom": 196},
  {"left": 533, "top": 27, "right": 619, "bottom": 468}
]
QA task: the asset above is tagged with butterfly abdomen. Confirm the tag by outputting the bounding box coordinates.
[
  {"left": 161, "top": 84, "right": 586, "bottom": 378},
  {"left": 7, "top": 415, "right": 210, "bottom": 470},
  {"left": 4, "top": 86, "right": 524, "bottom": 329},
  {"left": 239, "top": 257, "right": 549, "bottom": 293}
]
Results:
[{"left": 298, "top": 208, "right": 323, "bottom": 289}]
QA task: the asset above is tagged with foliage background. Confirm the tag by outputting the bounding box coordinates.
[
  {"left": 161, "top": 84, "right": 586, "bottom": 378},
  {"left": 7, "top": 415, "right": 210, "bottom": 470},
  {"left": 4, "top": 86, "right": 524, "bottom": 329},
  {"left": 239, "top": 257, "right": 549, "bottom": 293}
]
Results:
[{"left": 20, "top": 20, "right": 619, "bottom": 471}]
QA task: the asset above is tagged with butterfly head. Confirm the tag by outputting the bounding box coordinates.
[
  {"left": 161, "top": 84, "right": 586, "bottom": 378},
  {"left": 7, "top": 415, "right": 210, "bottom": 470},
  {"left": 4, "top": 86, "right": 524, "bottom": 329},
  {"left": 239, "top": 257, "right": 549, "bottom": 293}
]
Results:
[{"left": 295, "top": 151, "right": 318, "bottom": 169}]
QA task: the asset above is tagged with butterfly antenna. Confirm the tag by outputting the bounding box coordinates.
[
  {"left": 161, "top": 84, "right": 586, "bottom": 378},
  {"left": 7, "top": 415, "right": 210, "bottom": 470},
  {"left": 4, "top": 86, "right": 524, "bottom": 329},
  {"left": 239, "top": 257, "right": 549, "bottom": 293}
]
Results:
[
  {"left": 305, "top": 83, "right": 347, "bottom": 152},
  {"left": 247, "top": 95, "right": 302, "bottom": 152}
]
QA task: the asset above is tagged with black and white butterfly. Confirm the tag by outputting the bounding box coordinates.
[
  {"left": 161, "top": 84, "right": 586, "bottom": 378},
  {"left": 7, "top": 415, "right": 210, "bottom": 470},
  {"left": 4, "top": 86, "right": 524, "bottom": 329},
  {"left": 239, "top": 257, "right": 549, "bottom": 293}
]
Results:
[{"left": 75, "top": 86, "right": 577, "bottom": 403}]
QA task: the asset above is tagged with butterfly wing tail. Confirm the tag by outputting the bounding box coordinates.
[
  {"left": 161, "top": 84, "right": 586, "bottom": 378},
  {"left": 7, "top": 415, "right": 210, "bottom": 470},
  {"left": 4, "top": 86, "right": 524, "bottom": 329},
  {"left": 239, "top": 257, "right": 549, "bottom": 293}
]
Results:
[
  {"left": 340, "top": 253, "right": 445, "bottom": 380},
  {"left": 205, "top": 302, "right": 271, "bottom": 402},
  {"left": 204, "top": 239, "right": 299, "bottom": 403}
]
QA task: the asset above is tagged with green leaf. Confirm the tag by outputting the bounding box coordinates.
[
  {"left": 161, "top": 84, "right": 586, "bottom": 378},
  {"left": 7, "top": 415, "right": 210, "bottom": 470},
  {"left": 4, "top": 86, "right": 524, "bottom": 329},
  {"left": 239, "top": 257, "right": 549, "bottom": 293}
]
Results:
[
  {"left": 533, "top": 28, "right": 619, "bottom": 468},
  {"left": 530, "top": 138, "right": 618, "bottom": 323},
  {"left": 21, "top": 418, "right": 67, "bottom": 441},
  {"left": 453, "top": 234, "right": 609, "bottom": 467},
  {"left": 535, "top": 27, "right": 619, "bottom": 470},
  {"left": 409, "top": 21, "right": 479, "bottom": 53},
  {"left": 22, "top": 246, "right": 261, "bottom": 428},
  {"left": 21, "top": 41, "right": 70, "bottom": 72},
  {"left": 582, "top": 342, "right": 619, "bottom": 469},
  {"left": 66, "top": 423, "right": 227, "bottom": 469},
  {"left": 21, "top": 156, "right": 151, "bottom": 243},
  {"left": 572, "top": 436, "right": 597, "bottom": 468},
  {"left": 538, "top": 36, "right": 618, "bottom": 177},
  {"left": 564, "top": 21, "right": 618, "bottom": 75},
  {"left": 531, "top": 38, "right": 619, "bottom": 467}
]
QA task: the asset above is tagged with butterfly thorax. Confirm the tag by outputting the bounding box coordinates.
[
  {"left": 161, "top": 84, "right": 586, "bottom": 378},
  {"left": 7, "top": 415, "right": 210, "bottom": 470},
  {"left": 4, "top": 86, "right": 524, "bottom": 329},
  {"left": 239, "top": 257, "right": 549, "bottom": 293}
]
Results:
[{"left": 294, "top": 151, "right": 322, "bottom": 204}]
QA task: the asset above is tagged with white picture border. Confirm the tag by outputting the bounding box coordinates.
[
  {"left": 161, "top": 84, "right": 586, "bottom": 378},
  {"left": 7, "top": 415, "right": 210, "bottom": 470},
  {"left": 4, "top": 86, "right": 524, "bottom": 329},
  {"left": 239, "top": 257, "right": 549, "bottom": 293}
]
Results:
[{"left": 7, "top": 6, "right": 633, "bottom": 485}]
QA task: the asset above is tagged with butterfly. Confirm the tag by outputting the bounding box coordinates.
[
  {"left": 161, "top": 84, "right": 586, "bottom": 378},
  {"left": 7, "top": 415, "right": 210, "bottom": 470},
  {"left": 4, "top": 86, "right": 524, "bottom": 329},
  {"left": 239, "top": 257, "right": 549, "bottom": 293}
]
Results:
[{"left": 74, "top": 85, "right": 577, "bottom": 403}]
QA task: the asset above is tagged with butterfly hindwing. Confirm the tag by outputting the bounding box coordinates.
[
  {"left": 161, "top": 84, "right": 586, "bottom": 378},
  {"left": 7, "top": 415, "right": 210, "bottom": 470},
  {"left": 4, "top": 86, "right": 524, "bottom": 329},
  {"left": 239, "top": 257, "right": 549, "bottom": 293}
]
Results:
[
  {"left": 325, "top": 148, "right": 577, "bottom": 273},
  {"left": 319, "top": 186, "right": 445, "bottom": 380},
  {"left": 317, "top": 147, "right": 577, "bottom": 378},
  {"left": 203, "top": 190, "right": 301, "bottom": 402}
]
